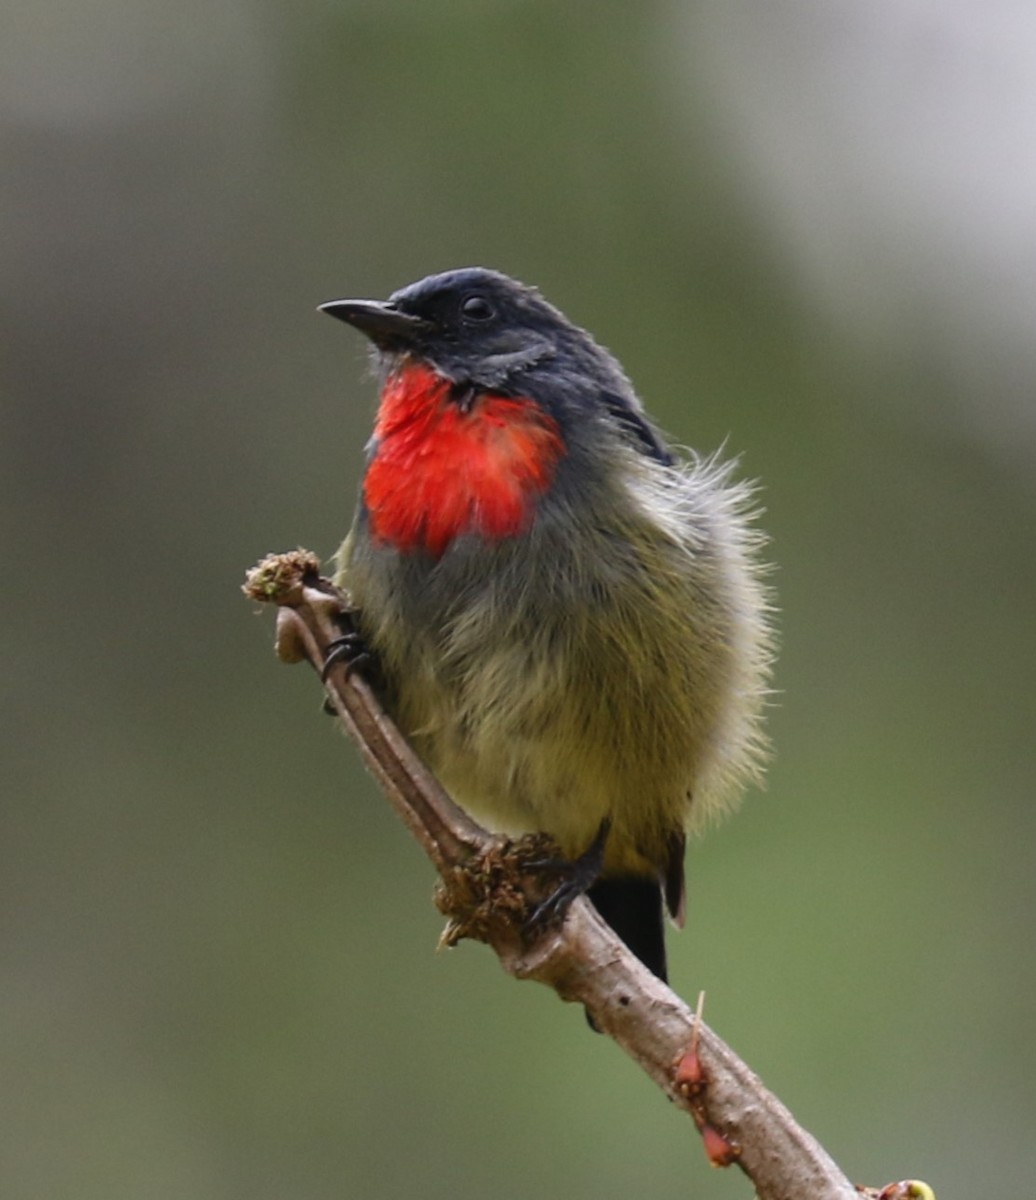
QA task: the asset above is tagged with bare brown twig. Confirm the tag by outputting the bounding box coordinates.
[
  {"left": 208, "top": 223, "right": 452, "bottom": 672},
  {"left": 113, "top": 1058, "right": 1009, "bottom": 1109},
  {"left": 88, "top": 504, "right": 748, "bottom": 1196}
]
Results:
[{"left": 243, "top": 548, "right": 905, "bottom": 1200}]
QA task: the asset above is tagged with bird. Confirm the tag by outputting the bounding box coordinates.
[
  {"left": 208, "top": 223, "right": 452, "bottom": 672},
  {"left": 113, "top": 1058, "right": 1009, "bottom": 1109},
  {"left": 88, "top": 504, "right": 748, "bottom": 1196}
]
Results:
[{"left": 320, "top": 267, "right": 773, "bottom": 986}]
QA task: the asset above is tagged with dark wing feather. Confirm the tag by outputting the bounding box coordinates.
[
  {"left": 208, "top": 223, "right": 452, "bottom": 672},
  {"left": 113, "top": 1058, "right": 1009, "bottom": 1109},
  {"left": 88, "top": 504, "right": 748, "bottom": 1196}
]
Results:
[
  {"left": 664, "top": 829, "right": 687, "bottom": 928},
  {"left": 600, "top": 390, "right": 676, "bottom": 466}
]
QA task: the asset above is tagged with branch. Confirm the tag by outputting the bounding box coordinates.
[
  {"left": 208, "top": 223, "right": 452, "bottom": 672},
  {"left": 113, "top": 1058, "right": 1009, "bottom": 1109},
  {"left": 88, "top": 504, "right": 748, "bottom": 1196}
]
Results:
[{"left": 243, "top": 550, "right": 923, "bottom": 1200}]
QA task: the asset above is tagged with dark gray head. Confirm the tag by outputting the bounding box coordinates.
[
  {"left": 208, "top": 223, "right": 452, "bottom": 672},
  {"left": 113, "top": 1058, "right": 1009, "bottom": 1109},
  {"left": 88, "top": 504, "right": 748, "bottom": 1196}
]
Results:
[
  {"left": 322, "top": 268, "right": 620, "bottom": 390},
  {"left": 320, "top": 267, "right": 673, "bottom": 463}
]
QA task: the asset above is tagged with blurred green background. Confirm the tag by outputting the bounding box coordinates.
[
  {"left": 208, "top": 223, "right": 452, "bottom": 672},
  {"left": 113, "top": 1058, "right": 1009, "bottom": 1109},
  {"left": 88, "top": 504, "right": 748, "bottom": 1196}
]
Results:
[{"left": 4, "top": 2, "right": 1034, "bottom": 1197}]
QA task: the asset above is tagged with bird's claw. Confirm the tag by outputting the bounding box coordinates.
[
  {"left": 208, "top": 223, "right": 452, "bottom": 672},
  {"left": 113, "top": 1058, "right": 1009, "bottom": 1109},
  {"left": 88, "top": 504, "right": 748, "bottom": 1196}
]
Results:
[
  {"left": 321, "top": 626, "right": 372, "bottom": 681},
  {"left": 320, "top": 608, "right": 383, "bottom": 704},
  {"left": 523, "top": 817, "right": 612, "bottom": 931}
]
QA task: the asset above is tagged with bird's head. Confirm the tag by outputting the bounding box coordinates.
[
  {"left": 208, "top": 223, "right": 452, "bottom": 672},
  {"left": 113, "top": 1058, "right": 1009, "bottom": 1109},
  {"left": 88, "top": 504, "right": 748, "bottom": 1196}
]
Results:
[
  {"left": 320, "top": 269, "right": 671, "bottom": 557},
  {"left": 321, "top": 267, "right": 591, "bottom": 392}
]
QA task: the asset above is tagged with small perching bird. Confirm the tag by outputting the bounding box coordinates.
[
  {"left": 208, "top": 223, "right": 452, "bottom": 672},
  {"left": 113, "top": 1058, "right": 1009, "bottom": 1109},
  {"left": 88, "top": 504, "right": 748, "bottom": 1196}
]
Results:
[{"left": 321, "top": 268, "right": 773, "bottom": 983}]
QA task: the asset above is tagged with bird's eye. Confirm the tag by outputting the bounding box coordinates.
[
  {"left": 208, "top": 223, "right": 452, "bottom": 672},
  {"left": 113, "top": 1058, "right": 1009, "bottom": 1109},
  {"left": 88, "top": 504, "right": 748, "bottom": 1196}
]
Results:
[{"left": 461, "top": 295, "right": 495, "bottom": 322}]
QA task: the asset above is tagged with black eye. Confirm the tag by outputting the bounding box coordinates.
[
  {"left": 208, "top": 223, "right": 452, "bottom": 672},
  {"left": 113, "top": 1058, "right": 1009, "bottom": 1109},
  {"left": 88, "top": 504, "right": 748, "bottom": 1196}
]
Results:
[{"left": 461, "top": 295, "right": 495, "bottom": 322}]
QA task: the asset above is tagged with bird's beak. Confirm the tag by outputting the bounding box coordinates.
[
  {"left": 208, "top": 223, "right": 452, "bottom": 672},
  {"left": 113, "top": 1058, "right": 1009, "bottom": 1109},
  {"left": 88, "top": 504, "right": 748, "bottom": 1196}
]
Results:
[{"left": 318, "top": 299, "right": 432, "bottom": 346}]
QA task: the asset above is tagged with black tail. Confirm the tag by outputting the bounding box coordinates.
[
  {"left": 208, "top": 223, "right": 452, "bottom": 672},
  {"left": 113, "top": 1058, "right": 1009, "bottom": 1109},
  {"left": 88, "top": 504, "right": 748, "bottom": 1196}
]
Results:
[{"left": 587, "top": 876, "right": 668, "bottom": 983}]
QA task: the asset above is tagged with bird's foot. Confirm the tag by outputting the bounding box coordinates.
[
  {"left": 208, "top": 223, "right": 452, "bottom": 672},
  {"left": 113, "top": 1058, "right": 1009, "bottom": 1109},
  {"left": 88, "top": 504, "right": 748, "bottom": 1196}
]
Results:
[
  {"left": 320, "top": 611, "right": 381, "bottom": 711},
  {"left": 524, "top": 817, "right": 612, "bottom": 929},
  {"left": 322, "top": 629, "right": 372, "bottom": 679}
]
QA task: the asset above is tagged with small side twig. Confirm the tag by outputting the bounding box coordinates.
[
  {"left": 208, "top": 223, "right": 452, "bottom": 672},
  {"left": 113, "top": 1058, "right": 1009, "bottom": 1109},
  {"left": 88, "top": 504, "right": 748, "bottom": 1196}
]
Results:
[{"left": 243, "top": 549, "right": 920, "bottom": 1200}]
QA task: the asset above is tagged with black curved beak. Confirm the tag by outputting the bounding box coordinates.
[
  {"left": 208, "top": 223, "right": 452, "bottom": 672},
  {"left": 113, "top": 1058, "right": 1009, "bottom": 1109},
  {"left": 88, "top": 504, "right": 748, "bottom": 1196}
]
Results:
[{"left": 318, "top": 299, "right": 432, "bottom": 346}]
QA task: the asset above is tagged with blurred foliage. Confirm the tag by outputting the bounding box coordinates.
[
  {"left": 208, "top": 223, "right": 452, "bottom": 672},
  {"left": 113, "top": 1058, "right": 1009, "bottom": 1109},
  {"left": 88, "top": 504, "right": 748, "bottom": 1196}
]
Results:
[{"left": 2, "top": 2, "right": 1034, "bottom": 1198}]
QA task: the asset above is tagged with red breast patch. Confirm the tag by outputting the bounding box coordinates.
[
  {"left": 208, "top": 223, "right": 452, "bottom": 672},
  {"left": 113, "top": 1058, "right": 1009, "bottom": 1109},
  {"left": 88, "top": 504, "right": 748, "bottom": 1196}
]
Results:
[{"left": 363, "top": 362, "right": 565, "bottom": 558}]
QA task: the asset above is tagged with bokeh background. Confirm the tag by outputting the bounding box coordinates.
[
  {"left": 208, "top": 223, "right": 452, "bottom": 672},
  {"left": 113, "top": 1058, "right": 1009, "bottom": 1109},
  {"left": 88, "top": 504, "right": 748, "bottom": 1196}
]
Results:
[{"left": 4, "top": 2, "right": 1035, "bottom": 1197}]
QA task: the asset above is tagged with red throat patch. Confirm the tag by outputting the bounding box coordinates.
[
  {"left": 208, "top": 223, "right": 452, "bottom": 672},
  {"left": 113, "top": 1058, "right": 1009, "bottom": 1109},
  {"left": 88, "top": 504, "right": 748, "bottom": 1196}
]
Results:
[{"left": 363, "top": 361, "right": 565, "bottom": 558}]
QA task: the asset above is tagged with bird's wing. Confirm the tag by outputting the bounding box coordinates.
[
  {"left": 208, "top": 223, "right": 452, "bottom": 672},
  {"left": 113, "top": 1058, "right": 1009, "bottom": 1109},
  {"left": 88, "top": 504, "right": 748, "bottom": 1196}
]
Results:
[{"left": 599, "top": 390, "right": 676, "bottom": 466}]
